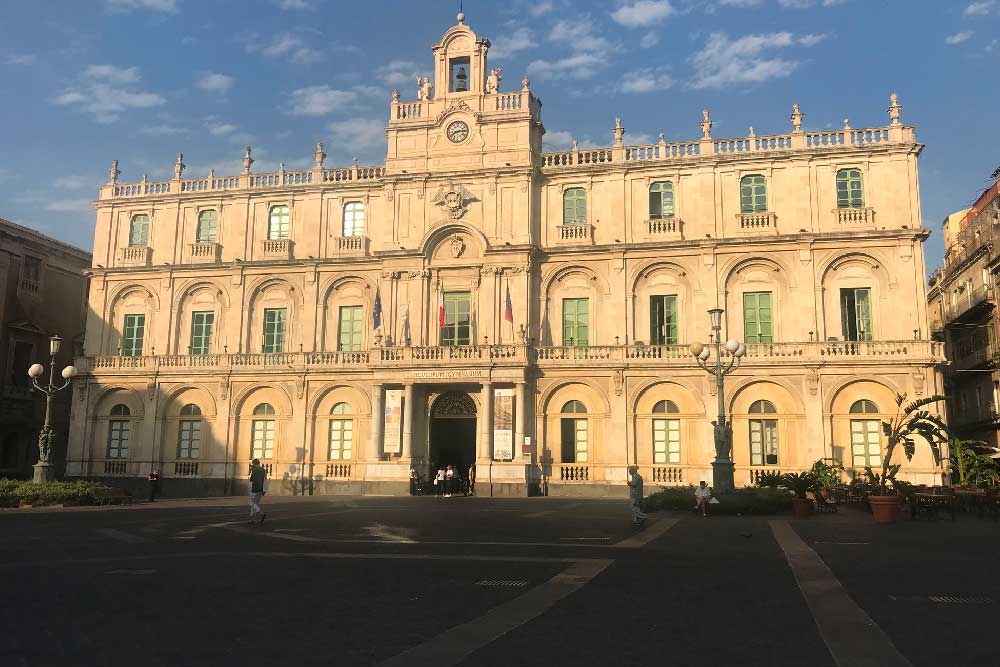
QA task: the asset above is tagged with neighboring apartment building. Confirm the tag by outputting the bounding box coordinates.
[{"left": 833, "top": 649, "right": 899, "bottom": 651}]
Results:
[
  {"left": 0, "top": 218, "right": 91, "bottom": 477},
  {"left": 930, "top": 172, "right": 1000, "bottom": 446},
  {"left": 65, "top": 14, "right": 945, "bottom": 496}
]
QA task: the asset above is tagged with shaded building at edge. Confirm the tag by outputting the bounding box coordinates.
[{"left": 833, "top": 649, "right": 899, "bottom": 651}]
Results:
[
  {"left": 65, "top": 13, "right": 946, "bottom": 497},
  {"left": 0, "top": 217, "right": 91, "bottom": 478},
  {"left": 928, "top": 169, "right": 1000, "bottom": 447}
]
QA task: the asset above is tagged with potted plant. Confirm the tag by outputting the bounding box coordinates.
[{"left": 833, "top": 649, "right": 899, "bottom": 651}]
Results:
[
  {"left": 868, "top": 392, "right": 951, "bottom": 523},
  {"left": 754, "top": 470, "right": 784, "bottom": 489},
  {"left": 810, "top": 458, "right": 844, "bottom": 499},
  {"left": 947, "top": 438, "right": 1000, "bottom": 488},
  {"left": 780, "top": 472, "right": 818, "bottom": 518}
]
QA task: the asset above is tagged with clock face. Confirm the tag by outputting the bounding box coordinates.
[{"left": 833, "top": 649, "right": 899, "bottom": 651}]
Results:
[{"left": 447, "top": 121, "right": 469, "bottom": 143}]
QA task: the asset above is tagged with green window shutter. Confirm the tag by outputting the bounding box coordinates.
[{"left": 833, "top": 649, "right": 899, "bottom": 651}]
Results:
[
  {"left": 122, "top": 314, "right": 145, "bottom": 356},
  {"left": 263, "top": 308, "right": 287, "bottom": 353},
  {"left": 650, "top": 295, "right": 678, "bottom": 344},
  {"left": 649, "top": 189, "right": 661, "bottom": 219},
  {"left": 837, "top": 169, "right": 865, "bottom": 209},
  {"left": 197, "top": 211, "right": 217, "bottom": 242},
  {"left": 129, "top": 216, "right": 149, "bottom": 247},
  {"left": 562, "top": 298, "right": 589, "bottom": 346},
  {"left": 442, "top": 292, "right": 471, "bottom": 346},
  {"left": 190, "top": 311, "right": 214, "bottom": 355},
  {"left": 855, "top": 288, "right": 872, "bottom": 340},
  {"left": 338, "top": 305, "right": 363, "bottom": 352},
  {"left": 743, "top": 292, "right": 772, "bottom": 343},
  {"left": 560, "top": 418, "right": 575, "bottom": 462}
]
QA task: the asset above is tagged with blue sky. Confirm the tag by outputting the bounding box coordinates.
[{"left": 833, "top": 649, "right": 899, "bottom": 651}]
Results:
[{"left": 1, "top": 0, "right": 998, "bottom": 273}]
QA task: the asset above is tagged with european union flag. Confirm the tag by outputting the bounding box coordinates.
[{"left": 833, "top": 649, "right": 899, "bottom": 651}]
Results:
[{"left": 373, "top": 286, "right": 382, "bottom": 330}]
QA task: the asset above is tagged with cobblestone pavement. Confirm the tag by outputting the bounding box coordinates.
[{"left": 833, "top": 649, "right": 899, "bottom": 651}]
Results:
[{"left": 2, "top": 496, "right": 997, "bottom": 666}]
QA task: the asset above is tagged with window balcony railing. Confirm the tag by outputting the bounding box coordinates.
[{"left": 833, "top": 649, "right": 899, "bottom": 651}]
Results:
[
  {"left": 19, "top": 278, "right": 40, "bottom": 296},
  {"left": 943, "top": 283, "right": 993, "bottom": 323},
  {"left": 645, "top": 218, "right": 683, "bottom": 239},
  {"left": 117, "top": 246, "right": 152, "bottom": 267},
  {"left": 325, "top": 463, "right": 352, "bottom": 479},
  {"left": 261, "top": 239, "right": 293, "bottom": 259},
  {"left": 556, "top": 224, "right": 594, "bottom": 243},
  {"left": 736, "top": 211, "right": 777, "bottom": 233},
  {"left": 834, "top": 207, "right": 875, "bottom": 226},
  {"left": 188, "top": 242, "right": 221, "bottom": 263},
  {"left": 335, "top": 235, "right": 369, "bottom": 255},
  {"left": 558, "top": 465, "right": 590, "bottom": 482},
  {"left": 174, "top": 461, "right": 199, "bottom": 476}
]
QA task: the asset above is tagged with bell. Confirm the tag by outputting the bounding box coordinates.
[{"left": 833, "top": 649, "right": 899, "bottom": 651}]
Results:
[{"left": 455, "top": 66, "right": 468, "bottom": 92}]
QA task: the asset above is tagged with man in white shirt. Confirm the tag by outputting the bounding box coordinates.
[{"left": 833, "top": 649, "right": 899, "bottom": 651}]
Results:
[
  {"left": 626, "top": 465, "right": 647, "bottom": 526},
  {"left": 694, "top": 480, "right": 713, "bottom": 516}
]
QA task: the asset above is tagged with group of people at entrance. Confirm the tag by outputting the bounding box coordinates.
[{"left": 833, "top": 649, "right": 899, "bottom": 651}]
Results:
[{"left": 427, "top": 463, "right": 475, "bottom": 497}]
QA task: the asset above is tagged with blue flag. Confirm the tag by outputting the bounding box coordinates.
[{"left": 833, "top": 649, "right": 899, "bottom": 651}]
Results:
[{"left": 373, "top": 286, "right": 382, "bottom": 330}]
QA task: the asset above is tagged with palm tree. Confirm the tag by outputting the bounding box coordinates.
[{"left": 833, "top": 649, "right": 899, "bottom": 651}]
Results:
[{"left": 867, "top": 393, "right": 950, "bottom": 495}]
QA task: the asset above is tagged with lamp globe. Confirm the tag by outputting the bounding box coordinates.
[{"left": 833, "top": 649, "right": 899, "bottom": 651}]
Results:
[
  {"left": 698, "top": 347, "right": 711, "bottom": 361},
  {"left": 725, "top": 339, "right": 740, "bottom": 353},
  {"left": 61, "top": 366, "right": 78, "bottom": 379},
  {"left": 27, "top": 363, "right": 44, "bottom": 379},
  {"left": 689, "top": 342, "right": 705, "bottom": 357}
]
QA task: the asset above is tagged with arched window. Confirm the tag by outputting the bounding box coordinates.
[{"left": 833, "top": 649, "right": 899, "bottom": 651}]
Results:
[
  {"left": 107, "top": 404, "right": 131, "bottom": 459},
  {"left": 268, "top": 205, "right": 289, "bottom": 240},
  {"left": 652, "top": 400, "right": 680, "bottom": 464},
  {"left": 563, "top": 188, "right": 587, "bottom": 225},
  {"left": 559, "top": 400, "right": 588, "bottom": 464},
  {"left": 177, "top": 403, "right": 202, "bottom": 459},
  {"left": 343, "top": 202, "right": 365, "bottom": 237},
  {"left": 849, "top": 400, "right": 882, "bottom": 469},
  {"left": 836, "top": 168, "right": 864, "bottom": 209},
  {"left": 329, "top": 402, "right": 354, "bottom": 460},
  {"left": 740, "top": 175, "right": 767, "bottom": 213},
  {"left": 196, "top": 210, "right": 217, "bottom": 243},
  {"left": 649, "top": 181, "right": 675, "bottom": 219},
  {"left": 561, "top": 400, "right": 587, "bottom": 414},
  {"left": 749, "top": 400, "right": 778, "bottom": 466},
  {"left": 849, "top": 400, "right": 878, "bottom": 414},
  {"left": 129, "top": 214, "right": 149, "bottom": 247},
  {"left": 251, "top": 403, "right": 275, "bottom": 459}
]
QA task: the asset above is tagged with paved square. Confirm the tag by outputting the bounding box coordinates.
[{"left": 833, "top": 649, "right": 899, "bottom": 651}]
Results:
[{"left": 3, "top": 497, "right": 997, "bottom": 666}]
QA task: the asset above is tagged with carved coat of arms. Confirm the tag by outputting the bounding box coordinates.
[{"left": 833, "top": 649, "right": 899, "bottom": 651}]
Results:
[{"left": 432, "top": 181, "right": 476, "bottom": 219}]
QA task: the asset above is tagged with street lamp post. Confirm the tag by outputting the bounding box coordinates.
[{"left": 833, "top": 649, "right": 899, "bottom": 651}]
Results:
[
  {"left": 690, "top": 308, "right": 746, "bottom": 493},
  {"left": 27, "top": 335, "right": 78, "bottom": 483}
]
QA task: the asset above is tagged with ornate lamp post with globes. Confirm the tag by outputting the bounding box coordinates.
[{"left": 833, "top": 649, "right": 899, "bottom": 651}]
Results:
[
  {"left": 27, "top": 335, "right": 78, "bottom": 483},
  {"left": 690, "top": 308, "right": 746, "bottom": 493}
]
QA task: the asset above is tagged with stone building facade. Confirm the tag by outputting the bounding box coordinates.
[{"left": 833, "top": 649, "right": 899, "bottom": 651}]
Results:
[
  {"left": 928, "top": 172, "right": 1000, "bottom": 447},
  {"left": 1, "top": 217, "right": 91, "bottom": 478},
  {"left": 66, "top": 15, "right": 945, "bottom": 496}
]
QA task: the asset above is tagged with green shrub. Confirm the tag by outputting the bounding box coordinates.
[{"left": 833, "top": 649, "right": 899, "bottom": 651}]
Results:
[
  {"left": 780, "top": 472, "right": 819, "bottom": 499},
  {"left": 755, "top": 471, "right": 784, "bottom": 489},
  {"left": 641, "top": 486, "right": 792, "bottom": 515},
  {"left": 0, "top": 479, "right": 116, "bottom": 507}
]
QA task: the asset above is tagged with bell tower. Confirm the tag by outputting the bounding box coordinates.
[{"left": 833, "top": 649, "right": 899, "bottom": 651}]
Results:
[{"left": 432, "top": 11, "right": 490, "bottom": 99}]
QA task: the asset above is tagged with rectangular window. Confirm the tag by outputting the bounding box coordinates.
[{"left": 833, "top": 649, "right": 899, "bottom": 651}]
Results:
[
  {"left": 840, "top": 288, "right": 873, "bottom": 341},
  {"left": 750, "top": 419, "right": 778, "bottom": 466},
  {"left": 129, "top": 215, "right": 149, "bottom": 247},
  {"left": 740, "top": 176, "right": 768, "bottom": 213},
  {"left": 121, "top": 314, "right": 145, "bottom": 357},
  {"left": 653, "top": 418, "right": 681, "bottom": 464},
  {"left": 251, "top": 420, "right": 275, "bottom": 459},
  {"left": 560, "top": 418, "right": 588, "bottom": 463},
  {"left": 189, "top": 311, "right": 214, "bottom": 355},
  {"left": 743, "top": 292, "right": 773, "bottom": 344},
  {"left": 338, "top": 305, "right": 363, "bottom": 352},
  {"left": 850, "top": 420, "right": 882, "bottom": 469},
  {"left": 836, "top": 169, "right": 865, "bottom": 208},
  {"left": 441, "top": 292, "right": 471, "bottom": 347},
  {"left": 23, "top": 256, "right": 41, "bottom": 283},
  {"left": 650, "top": 295, "right": 678, "bottom": 345},
  {"left": 262, "top": 308, "right": 287, "bottom": 353},
  {"left": 562, "top": 298, "right": 590, "bottom": 346},
  {"left": 329, "top": 419, "right": 353, "bottom": 460},
  {"left": 10, "top": 341, "right": 33, "bottom": 387},
  {"left": 107, "top": 420, "right": 130, "bottom": 458},
  {"left": 177, "top": 420, "right": 201, "bottom": 459},
  {"left": 449, "top": 56, "right": 471, "bottom": 92}
]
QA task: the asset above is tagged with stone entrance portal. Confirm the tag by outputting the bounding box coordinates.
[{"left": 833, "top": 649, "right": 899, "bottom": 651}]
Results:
[{"left": 428, "top": 391, "right": 477, "bottom": 480}]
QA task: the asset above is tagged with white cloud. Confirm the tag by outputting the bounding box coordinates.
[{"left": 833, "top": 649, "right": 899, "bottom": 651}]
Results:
[
  {"left": 53, "top": 65, "right": 164, "bottom": 123},
  {"left": 528, "top": 52, "right": 604, "bottom": 80},
  {"left": 964, "top": 1, "right": 995, "bottom": 16},
  {"left": 777, "top": 0, "right": 848, "bottom": 7},
  {"left": 987, "top": 39, "right": 999, "bottom": 52},
  {"left": 377, "top": 60, "right": 422, "bottom": 87},
  {"left": 4, "top": 53, "right": 37, "bottom": 65},
  {"left": 197, "top": 72, "right": 234, "bottom": 94},
  {"left": 620, "top": 67, "right": 674, "bottom": 93},
  {"left": 140, "top": 125, "right": 188, "bottom": 136},
  {"left": 640, "top": 31, "right": 660, "bottom": 48},
  {"left": 542, "top": 130, "right": 598, "bottom": 151},
  {"left": 209, "top": 123, "right": 238, "bottom": 136},
  {"left": 245, "top": 32, "right": 324, "bottom": 65},
  {"left": 54, "top": 175, "right": 92, "bottom": 190},
  {"left": 549, "top": 17, "right": 616, "bottom": 55},
  {"left": 528, "top": 0, "right": 558, "bottom": 16},
  {"left": 276, "top": 0, "right": 312, "bottom": 9},
  {"left": 945, "top": 30, "right": 974, "bottom": 45},
  {"left": 44, "top": 199, "right": 92, "bottom": 212},
  {"left": 328, "top": 118, "right": 385, "bottom": 155},
  {"left": 491, "top": 27, "right": 534, "bottom": 59},
  {"left": 690, "top": 31, "right": 821, "bottom": 89},
  {"left": 798, "top": 33, "right": 828, "bottom": 46},
  {"left": 104, "top": 0, "right": 178, "bottom": 13},
  {"left": 288, "top": 86, "right": 358, "bottom": 115},
  {"left": 611, "top": 1, "right": 674, "bottom": 28},
  {"left": 719, "top": 0, "right": 763, "bottom": 6}
]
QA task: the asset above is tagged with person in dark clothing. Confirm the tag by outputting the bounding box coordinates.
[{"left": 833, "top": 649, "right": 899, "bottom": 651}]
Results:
[
  {"left": 147, "top": 469, "right": 160, "bottom": 502},
  {"left": 249, "top": 459, "right": 268, "bottom": 524}
]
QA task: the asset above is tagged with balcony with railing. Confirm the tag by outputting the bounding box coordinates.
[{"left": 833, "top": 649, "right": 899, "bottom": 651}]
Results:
[
  {"left": 389, "top": 90, "right": 542, "bottom": 125},
  {"left": 834, "top": 207, "right": 876, "bottom": 226},
  {"left": 555, "top": 223, "right": 594, "bottom": 244},
  {"left": 645, "top": 218, "right": 683, "bottom": 240},
  {"left": 334, "top": 235, "right": 369, "bottom": 256},
  {"left": 261, "top": 238, "right": 293, "bottom": 260},
  {"left": 736, "top": 211, "right": 777, "bottom": 234},
  {"left": 188, "top": 242, "right": 221, "bottom": 263},
  {"left": 943, "top": 283, "right": 993, "bottom": 323},
  {"left": 117, "top": 245, "right": 152, "bottom": 267}
]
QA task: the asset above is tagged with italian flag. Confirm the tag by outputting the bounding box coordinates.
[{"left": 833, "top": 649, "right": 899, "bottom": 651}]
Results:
[{"left": 438, "top": 282, "right": 445, "bottom": 328}]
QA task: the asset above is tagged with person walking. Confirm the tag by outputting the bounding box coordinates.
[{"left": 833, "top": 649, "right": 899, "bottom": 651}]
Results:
[
  {"left": 249, "top": 459, "right": 268, "bottom": 524},
  {"left": 445, "top": 465, "right": 456, "bottom": 498},
  {"left": 694, "top": 480, "right": 713, "bottom": 517},
  {"left": 434, "top": 467, "right": 445, "bottom": 497},
  {"left": 147, "top": 469, "right": 160, "bottom": 502},
  {"left": 467, "top": 462, "right": 477, "bottom": 497},
  {"left": 626, "top": 465, "right": 647, "bottom": 526}
]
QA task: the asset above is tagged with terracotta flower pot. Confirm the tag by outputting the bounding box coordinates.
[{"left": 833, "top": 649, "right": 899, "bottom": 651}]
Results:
[
  {"left": 791, "top": 497, "right": 814, "bottom": 518},
  {"left": 869, "top": 494, "right": 901, "bottom": 524}
]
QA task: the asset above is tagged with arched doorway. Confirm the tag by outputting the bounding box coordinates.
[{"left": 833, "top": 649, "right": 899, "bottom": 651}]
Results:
[{"left": 429, "top": 392, "right": 477, "bottom": 475}]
